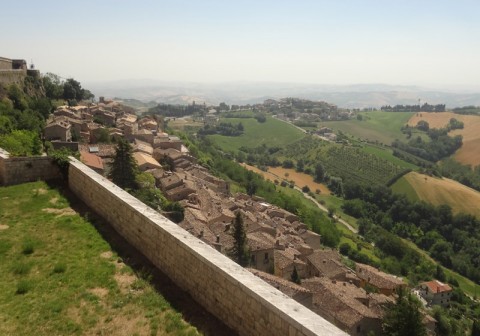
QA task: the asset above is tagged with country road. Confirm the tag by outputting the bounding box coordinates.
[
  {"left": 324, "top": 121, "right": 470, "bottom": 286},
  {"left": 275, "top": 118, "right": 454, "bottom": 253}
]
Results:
[{"left": 293, "top": 185, "right": 358, "bottom": 234}]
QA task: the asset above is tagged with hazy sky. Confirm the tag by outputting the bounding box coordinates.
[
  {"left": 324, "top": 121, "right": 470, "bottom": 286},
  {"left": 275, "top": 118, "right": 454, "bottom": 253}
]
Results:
[{"left": 3, "top": 0, "right": 480, "bottom": 89}]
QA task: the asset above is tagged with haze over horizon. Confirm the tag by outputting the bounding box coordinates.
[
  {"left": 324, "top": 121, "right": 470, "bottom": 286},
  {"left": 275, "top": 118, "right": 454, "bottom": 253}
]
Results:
[{"left": 3, "top": 0, "right": 480, "bottom": 91}]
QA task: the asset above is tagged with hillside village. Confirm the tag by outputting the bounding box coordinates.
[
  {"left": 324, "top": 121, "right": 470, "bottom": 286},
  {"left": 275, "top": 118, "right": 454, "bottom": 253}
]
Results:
[{"left": 37, "top": 99, "right": 453, "bottom": 335}]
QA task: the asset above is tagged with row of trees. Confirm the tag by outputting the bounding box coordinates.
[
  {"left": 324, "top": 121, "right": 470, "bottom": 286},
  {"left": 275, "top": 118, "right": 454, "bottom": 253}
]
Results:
[
  {"left": 342, "top": 182, "right": 480, "bottom": 283},
  {"left": 43, "top": 73, "right": 94, "bottom": 102},
  {"left": 381, "top": 103, "right": 446, "bottom": 112}
]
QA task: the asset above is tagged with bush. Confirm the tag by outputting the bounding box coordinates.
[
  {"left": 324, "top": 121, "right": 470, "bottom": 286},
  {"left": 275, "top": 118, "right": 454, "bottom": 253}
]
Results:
[{"left": 22, "top": 240, "right": 34, "bottom": 255}]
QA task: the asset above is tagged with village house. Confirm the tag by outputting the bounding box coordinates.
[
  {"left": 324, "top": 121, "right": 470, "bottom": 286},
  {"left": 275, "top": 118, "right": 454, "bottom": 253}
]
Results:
[
  {"left": 356, "top": 263, "right": 406, "bottom": 296},
  {"left": 274, "top": 247, "right": 307, "bottom": 280},
  {"left": 248, "top": 268, "right": 313, "bottom": 309},
  {"left": 133, "top": 139, "right": 154, "bottom": 156},
  {"left": 133, "top": 152, "right": 162, "bottom": 171},
  {"left": 302, "top": 277, "right": 391, "bottom": 336},
  {"left": 247, "top": 231, "right": 275, "bottom": 273},
  {"left": 418, "top": 280, "right": 452, "bottom": 307},
  {"left": 80, "top": 151, "right": 104, "bottom": 175},
  {"left": 134, "top": 129, "right": 155, "bottom": 144},
  {"left": 306, "top": 249, "right": 356, "bottom": 283},
  {"left": 44, "top": 120, "right": 72, "bottom": 142}
]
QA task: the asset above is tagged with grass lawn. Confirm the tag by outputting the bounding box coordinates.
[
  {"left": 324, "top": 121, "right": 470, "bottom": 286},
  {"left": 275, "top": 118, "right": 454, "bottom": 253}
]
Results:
[
  {"left": 208, "top": 116, "right": 305, "bottom": 152},
  {"left": 322, "top": 111, "right": 414, "bottom": 145},
  {"left": 0, "top": 181, "right": 205, "bottom": 336}
]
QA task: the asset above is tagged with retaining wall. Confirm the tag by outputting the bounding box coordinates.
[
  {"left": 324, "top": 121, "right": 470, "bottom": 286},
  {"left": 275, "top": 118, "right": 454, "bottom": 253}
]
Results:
[
  {"left": 68, "top": 158, "right": 346, "bottom": 336},
  {"left": 0, "top": 152, "right": 62, "bottom": 185}
]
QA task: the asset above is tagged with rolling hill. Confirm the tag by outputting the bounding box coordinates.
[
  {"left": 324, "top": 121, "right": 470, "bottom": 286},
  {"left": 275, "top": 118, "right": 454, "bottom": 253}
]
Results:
[
  {"left": 392, "top": 171, "right": 480, "bottom": 218},
  {"left": 407, "top": 112, "right": 480, "bottom": 167}
]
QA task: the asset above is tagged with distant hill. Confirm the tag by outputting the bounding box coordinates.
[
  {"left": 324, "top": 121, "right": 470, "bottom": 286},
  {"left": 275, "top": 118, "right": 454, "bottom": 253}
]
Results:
[{"left": 85, "top": 80, "right": 480, "bottom": 108}]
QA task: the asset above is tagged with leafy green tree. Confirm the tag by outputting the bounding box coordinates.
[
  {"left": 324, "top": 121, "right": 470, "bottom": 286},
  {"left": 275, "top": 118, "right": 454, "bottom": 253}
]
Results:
[
  {"left": 109, "top": 138, "right": 138, "bottom": 190},
  {"left": 382, "top": 290, "right": 426, "bottom": 336},
  {"left": 290, "top": 266, "right": 301, "bottom": 284},
  {"left": 230, "top": 211, "right": 249, "bottom": 266},
  {"left": 0, "top": 130, "right": 42, "bottom": 156}
]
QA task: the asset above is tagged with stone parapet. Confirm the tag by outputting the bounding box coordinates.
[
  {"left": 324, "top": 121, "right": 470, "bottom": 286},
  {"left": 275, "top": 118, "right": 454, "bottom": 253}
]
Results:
[{"left": 68, "top": 158, "right": 347, "bottom": 336}]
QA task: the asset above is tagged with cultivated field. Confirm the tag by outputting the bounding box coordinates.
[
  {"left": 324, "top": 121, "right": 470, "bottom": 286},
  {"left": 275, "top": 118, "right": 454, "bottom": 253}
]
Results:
[
  {"left": 393, "top": 171, "right": 480, "bottom": 218},
  {"left": 0, "top": 181, "right": 202, "bottom": 336},
  {"left": 208, "top": 116, "right": 305, "bottom": 152},
  {"left": 322, "top": 111, "right": 414, "bottom": 145},
  {"left": 407, "top": 112, "right": 480, "bottom": 166},
  {"left": 242, "top": 164, "right": 331, "bottom": 194}
]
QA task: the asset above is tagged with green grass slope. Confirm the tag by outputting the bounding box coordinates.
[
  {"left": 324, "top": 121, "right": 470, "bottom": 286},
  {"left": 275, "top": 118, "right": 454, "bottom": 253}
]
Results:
[
  {"left": 391, "top": 175, "right": 420, "bottom": 201},
  {"left": 0, "top": 181, "right": 199, "bottom": 336},
  {"left": 208, "top": 116, "right": 305, "bottom": 152},
  {"left": 322, "top": 111, "right": 414, "bottom": 145}
]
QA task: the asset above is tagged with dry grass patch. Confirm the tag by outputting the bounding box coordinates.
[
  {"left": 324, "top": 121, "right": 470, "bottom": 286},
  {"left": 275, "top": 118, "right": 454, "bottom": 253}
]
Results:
[
  {"left": 408, "top": 112, "right": 480, "bottom": 166},
  {"left": 0, "top": 224, "right": 9, "bottom": 230},
  {"left": 42, "top": 207, "right": 76, "bottom": 216},
  {"left": 242, "top": 164, "right": 330, "bottom": 194},
  {"left": 404, "top": 171, "right": 480, "bottom": 218}
]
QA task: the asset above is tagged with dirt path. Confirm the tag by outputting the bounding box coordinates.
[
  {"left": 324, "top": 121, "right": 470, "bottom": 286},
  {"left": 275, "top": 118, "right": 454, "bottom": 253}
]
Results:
[{"left": 242, "top": 164, "right": 358, "bottom": 234}]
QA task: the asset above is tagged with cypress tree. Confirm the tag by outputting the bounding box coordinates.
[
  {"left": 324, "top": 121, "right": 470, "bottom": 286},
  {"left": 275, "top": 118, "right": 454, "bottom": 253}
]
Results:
[
  {"left": 109, "top": 138, "right": 138, "bottom": 190},
  {"left": 230, "top": 211, "right": 249, "bottom": 266}
]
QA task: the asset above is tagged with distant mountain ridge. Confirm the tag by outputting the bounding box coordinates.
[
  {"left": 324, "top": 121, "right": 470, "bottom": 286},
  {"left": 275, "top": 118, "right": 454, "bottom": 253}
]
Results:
[{"left": 85, "top": 80, "right": 480, "bottom": 108}]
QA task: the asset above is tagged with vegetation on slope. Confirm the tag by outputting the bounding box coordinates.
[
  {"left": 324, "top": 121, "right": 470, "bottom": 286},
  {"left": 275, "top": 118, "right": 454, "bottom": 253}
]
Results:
[{"left": 0, "top": 181, "right": 199, "bottom": 336}]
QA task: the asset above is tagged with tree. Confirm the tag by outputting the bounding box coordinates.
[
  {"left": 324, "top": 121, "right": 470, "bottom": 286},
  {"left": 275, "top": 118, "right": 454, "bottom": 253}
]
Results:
[
  {"left": 382, "top": 290, "right": 426, "bottom": 336},
  {"left": 314, "top": 163, "right": 325, "bottom": 182},
  {"left": 109, "top": 138, "right": 138, "bottom": 190},
  {"left": 290, "top": 266, "right": 301, "bottom": 284},
  {"left": 230, "top": 211, "right": 249, "bottom": 266},
  {"left": 472, "top": 320, "right": 480, "bottom": 336}
]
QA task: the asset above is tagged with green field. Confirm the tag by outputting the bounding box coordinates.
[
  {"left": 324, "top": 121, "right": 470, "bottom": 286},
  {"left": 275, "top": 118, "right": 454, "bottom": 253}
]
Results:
[
  {"left": 208, "top": 116, "right": 305, "bottom": 152},
  {"left": 391, "top": 175, "right": 420, "bottom": 201},
  {"left": 0, "top": 181, "right": 199, "bottom": 336},
  {"left": 322, "top": 111, "right": 414, "bottom": 145}
]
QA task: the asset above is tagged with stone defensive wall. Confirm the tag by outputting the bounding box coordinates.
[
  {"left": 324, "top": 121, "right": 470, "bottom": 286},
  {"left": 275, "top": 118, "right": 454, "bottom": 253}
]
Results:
[
  {"left": 0, "top": 151, "right": 62, "bottom": 185},
  {"left": 68, "top": 157, "right": 347, "bottom": 336},
  {"left": 0, "top": 69, "right": 27, "bottom": 86}
]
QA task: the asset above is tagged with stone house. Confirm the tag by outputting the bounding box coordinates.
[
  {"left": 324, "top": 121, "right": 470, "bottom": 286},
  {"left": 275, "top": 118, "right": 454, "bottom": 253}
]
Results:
[
  {"left": 418, "top": 280, "right": 452, "bottom": 307},
  {"left": 302, "top": 278, "right": 390, "bottom": 336},
  {"left": 44, "top": 120, "right": 72, "bottom": 142},
  {"left": 247, "top": 232, "right": 275, "bottom": 273},
  {"left": 133, "top": 152, "right": 162, "bottom": 171},
  {"left": 356, "top": 263, "right": 405, "bottom": 296},
  {"left": 248, "top": 268, "right": 313, "bottom": 309},
  {"left": 274, "top": 248, "right": 307, "bottom": 280}
]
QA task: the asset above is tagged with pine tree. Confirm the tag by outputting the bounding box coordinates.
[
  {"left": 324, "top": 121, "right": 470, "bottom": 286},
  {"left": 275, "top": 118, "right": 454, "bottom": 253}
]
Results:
[
  {"left": 290, "top": 266, "right": 301, "bottom": 284},
  {"left": 382, "top": 290, "right": 426, "bottom": 336},
  {"left": 230, "top": 211, "right": 249, "bottom": 266},
  {"left": 109, "top": 138, "right": 138, "bottom": 190},
  {"left": 472, "top": 320, "right": 480, "bottom": 336}
]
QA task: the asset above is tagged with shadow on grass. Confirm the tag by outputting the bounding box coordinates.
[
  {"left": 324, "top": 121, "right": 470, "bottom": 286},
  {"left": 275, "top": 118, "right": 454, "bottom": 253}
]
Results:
[{"left": 48, "top": 180, "right": 237, "bottom": 336}]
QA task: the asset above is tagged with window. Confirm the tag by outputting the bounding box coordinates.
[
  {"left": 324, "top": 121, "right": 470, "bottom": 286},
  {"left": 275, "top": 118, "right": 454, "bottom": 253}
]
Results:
[
  {"left": 357, "top": 325, "right": 361, "bottom": 333},
  {"left": 264, "top": 252, "right": 269, "bottom": 264},
  {"left": 251, "top": 255, "right": 256, "bottom": 263}
]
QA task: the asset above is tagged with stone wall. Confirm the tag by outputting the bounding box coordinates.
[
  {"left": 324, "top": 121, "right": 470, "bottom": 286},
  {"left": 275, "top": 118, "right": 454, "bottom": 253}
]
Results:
[
  {"left": 0, "top": 57, "right": 13, "bottom": 70},
  {"left": 0, "top": 69, "right": 27, "bottom": 86},
  {"left": 68, "top": 158, "right": 346, "bottom": 336},
  {"left": 0, "top": 152, "right": 62, "bottom": 186}
]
